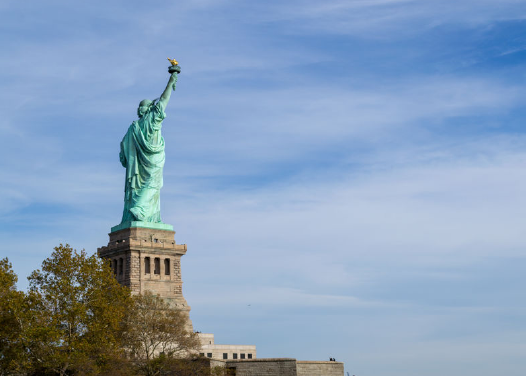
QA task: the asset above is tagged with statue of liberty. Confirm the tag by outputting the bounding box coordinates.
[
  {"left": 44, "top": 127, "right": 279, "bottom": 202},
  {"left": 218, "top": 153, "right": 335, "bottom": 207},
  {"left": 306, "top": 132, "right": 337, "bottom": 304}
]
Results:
[{"left": 117, "top": 61, "right": 180, "bottom": 229}]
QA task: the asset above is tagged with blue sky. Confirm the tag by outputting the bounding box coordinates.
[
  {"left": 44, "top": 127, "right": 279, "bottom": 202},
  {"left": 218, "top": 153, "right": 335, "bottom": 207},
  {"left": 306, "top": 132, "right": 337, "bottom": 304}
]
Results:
[{"left": 1, "top": 1, "right": 526, "bottom": 375}]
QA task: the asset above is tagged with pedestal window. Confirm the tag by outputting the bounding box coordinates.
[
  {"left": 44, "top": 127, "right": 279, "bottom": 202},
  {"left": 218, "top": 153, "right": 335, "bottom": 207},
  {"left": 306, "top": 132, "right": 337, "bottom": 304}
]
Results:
[
  {"left": 164, "top": 258, "right": 170, "bottom": 275},
  {"left": 144, "top": 257, "right": 151, "bottom": 274}
]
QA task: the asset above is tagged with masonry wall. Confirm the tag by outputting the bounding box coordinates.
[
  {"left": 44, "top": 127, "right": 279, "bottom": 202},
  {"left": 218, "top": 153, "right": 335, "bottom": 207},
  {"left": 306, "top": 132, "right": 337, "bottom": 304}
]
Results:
[
  {"left": 98, "top": 227, "right": 193, "bottom": 331},
  {"left": 226, "top": 359, "right": 297, "bottom": 376},
  {"left": 296, "top": 361, "right": 344, "bottom": 376}
]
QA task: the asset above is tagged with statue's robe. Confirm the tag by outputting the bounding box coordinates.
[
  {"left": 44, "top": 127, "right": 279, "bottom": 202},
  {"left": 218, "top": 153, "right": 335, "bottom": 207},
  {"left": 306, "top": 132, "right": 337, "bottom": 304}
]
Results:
[{"left": 119, "top": 102, "right": 166, "bottom": 223}]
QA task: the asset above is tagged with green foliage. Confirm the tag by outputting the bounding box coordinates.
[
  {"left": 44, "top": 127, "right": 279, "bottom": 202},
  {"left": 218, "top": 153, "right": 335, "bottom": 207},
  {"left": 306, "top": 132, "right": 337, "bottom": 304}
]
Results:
[
  {"left": 25, "top": 244, "right": 132, "bottom": 376},
  {"left": 0, "top": 258, "right": 28, "bottom": 375},
  {"left": 0, "top": 245, "right": 204, "bottom": 376},
  {"left": 0, "top": 258, "right": 17, "bottom": 292},
  {"left": 131, "top": 356, "right": 227, "bottom": 376}
]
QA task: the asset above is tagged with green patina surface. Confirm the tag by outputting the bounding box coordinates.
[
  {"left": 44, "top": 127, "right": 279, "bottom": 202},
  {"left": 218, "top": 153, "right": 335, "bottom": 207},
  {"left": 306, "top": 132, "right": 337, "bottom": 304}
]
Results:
[
  {"left": 116, "top": 66, "right": 180, "bottom": 231},
  {"left": 111, "top": 221, "right": 174, "bottom": 233}
]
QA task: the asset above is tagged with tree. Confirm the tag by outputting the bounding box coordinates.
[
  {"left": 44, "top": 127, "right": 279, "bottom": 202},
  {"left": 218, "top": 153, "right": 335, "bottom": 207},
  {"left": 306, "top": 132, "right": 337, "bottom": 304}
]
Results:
[
  {"left": 139, "top": 356, "right": 229, "bottom": 376},
  {"left": 1, "top": 245, "right": 202, "bottom": 376},
  {"left": 123, "top": 291, "right": 201, "bottom": 376},
  {"left": 26, "top": 244, "right": 132, "bottom": 376},
  {"left": 0, "top": 258, "right": 28, "bottom": 375}
]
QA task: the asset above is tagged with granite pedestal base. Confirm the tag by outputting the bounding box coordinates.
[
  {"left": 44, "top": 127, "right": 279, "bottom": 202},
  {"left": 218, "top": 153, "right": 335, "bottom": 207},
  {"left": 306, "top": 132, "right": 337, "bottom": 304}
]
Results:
[{"left": 98, "top": 226, "right": 192, "bottom": 331}]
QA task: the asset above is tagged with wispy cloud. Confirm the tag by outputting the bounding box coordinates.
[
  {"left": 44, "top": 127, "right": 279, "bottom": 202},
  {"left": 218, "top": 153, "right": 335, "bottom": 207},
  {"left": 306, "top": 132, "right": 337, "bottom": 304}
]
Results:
[{"left": 245, "top": 0, "right": 526, "bottom": 37}]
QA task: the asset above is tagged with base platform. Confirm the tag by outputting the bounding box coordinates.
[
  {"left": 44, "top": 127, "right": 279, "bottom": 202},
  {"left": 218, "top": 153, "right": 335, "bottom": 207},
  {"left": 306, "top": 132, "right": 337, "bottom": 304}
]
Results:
[{"left": 111, "top": 221, "right": 174, "bottom": 232}]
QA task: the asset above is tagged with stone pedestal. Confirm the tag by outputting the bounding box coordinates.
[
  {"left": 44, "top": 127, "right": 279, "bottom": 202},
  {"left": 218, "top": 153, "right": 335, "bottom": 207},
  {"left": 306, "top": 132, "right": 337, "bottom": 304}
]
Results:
[{"left": 98, "top": 226, "right": 193, "bottom": 331}]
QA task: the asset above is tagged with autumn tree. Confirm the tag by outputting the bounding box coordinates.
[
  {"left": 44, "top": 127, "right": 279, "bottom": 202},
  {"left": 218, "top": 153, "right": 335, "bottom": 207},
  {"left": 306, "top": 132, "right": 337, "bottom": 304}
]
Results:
[
  {"left": 123, "top": 291, "right": 201, "bottom": 376},
  {"left": 136, "top": 356, "right": 228, "bottom": 376},
  {"left": 25, "top": 244, "right": 132, "bottom": 376},
  {"left": 0, "top": 258, "right": 28, "bottom": 375},
  {"left": 0, "top": 245, "right": 204, "bottom": 376}
]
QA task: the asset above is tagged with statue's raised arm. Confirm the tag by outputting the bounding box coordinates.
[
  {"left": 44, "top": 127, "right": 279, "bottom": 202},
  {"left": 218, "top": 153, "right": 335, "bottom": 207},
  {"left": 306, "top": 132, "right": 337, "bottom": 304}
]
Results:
[
  {"left": 158, "top": 70, "right": 178, "bottom": 111},
  {"left": 116, "top": 60, "right": 182, "bottom": 230}
]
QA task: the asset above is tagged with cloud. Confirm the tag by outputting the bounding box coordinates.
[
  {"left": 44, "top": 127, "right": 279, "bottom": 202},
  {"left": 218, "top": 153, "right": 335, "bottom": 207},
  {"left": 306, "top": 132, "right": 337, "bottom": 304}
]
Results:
[
  {"left": 172, "top": 134, "right": 526, "bottom": 311},
  {"left": 190, "top": 286, "right": 374, "bottom": 309},
  {"left": 243, "top": 0, "right": 526, "bottom": 37}
]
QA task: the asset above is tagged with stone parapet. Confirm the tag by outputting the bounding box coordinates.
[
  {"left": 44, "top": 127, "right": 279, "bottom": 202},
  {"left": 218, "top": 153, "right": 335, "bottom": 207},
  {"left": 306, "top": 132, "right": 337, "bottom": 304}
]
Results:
[
  {"left": 226, "top": 358, "right": 297, "bottom": 376},
  {"left": 222, "top": 359, "right": 344, "bottom": 376},
  {"left": 296, "top": 361, "right": 344, "bottom": 376},
  {"left": 98, "top": 227, "right": 186, "bottom": 257}
]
